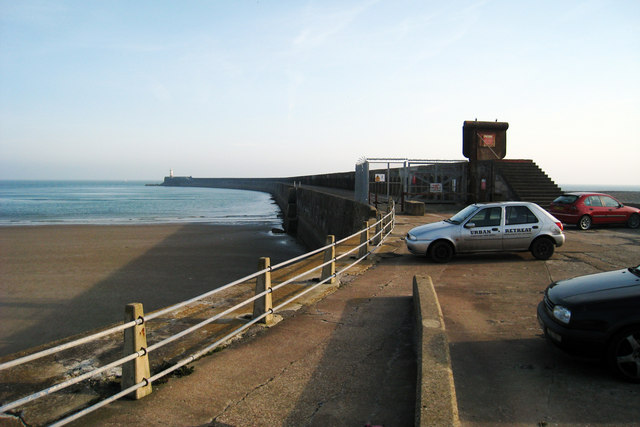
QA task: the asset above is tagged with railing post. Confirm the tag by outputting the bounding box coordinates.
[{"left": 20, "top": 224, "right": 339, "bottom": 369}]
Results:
[
  {"left": 392, "top": 200, "right": 396, "bottom": 228},
  {"left": 122, "top": 303, "right": 152, "bottom": 400},
  {"left": 358, "top": 221, "right": 369, "bottom": 259},
  {"left": 321, "top": 235, "right": 336, "bottom": 284},
  {"left": 384, "top": 201, "right": 394, "bottom": 234},
  {"left": 382, "top": 211, "right": 388, "bottom": 235},
  {"left": 253, "top": 257, "right": 274, "bottom": 325},
  {"left": 374, "top": 212, "right": 382, "bottom": 245}
]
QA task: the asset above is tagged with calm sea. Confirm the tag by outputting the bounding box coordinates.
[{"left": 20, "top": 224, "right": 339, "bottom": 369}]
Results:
[{"left": 0, "top": 180, "right": 282, "bottom": 226}]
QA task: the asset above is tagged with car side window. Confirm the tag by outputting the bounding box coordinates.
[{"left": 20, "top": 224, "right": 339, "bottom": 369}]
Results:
[
  {"left": 601, "top": 196, "right": 619, "bottom": 207},
  {"left": 585, "top": 196, "right": 602, "bottom": 207},
  {"left": 469, "top": 207, "right": 502, "bottom": 227},
  {"left": 506, "top": 206, "right": 539, "bottom": 225}
]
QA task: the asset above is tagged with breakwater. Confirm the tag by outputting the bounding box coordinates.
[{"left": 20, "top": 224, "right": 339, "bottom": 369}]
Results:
[
  {"left": 161, "top": 175, "right": 640, "bottom": 248},
  {"left": 161, "top": 177, "right": 376, "bottom": 249}
]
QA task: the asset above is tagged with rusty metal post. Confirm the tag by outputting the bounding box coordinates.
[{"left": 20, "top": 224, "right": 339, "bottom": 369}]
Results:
[
  {"left": 122, "top": 303, "right": 152, "bottom": 399},
  {"left": 253, "top": 257, "right": 273, "bottom": 325},
  {"left": 321, "top": 235, "right": 336, "bottom": 284}
]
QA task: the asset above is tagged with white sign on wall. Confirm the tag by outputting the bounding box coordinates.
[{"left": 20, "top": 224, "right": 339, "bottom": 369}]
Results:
[
  {"left": 430, "top": 183, "right": 443, "bottom": 193},
  {"left": 375, "top": 174, "right": 386, "bottom": 182}
]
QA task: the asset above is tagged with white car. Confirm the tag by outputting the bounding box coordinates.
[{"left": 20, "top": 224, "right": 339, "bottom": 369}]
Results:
[{"left": 406, "top": 201, "right": 565, "bottom": 263}]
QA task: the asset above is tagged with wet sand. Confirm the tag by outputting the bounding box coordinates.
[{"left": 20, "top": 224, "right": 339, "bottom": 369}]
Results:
[{"left": 0, "top": 223, "right": 306, "bottom": 357}]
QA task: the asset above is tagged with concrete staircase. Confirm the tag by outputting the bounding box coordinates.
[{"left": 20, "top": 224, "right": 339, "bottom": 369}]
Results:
[{"left": 494, "top": 160, "right": 563, "bottom": 208}]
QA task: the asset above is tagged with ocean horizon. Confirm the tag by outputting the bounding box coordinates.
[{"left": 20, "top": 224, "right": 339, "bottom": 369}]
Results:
[
  {"left": 560, "top": 184, "right": 640, "bottom": 192},
  {"left": 0, "top": 180, "right": 283, "bottom": 227}
]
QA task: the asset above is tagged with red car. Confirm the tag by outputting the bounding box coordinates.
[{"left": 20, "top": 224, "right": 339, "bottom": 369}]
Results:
[{"left": 549, "top": 192, "right": 640, "bottom": 230}]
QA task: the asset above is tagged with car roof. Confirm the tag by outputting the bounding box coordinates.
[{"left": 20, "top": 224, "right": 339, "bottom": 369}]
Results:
[
  {"left": 472, "top": 201, "right": 541, "bottom": 208},
  {"left": 562, "top": 192, "right": 610, "bottom": 196}
]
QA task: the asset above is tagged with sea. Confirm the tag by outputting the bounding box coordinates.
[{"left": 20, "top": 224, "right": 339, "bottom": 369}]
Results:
[{"left": 0, "top": 180, "right": 282, "bottom": 227}]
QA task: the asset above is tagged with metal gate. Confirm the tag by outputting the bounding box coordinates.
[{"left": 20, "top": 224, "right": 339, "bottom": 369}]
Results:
[{"left": 355, "top": 158, "right": 468, "bottom": 208}]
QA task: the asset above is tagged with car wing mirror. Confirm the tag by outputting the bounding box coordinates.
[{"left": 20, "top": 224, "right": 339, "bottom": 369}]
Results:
[{"left": 464, "top": 222, "right": 476, "bottom": 229}]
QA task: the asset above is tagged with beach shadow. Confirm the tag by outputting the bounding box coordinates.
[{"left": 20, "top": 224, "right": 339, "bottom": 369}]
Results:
[{"left": 0, "top": 223, "right": 306, "bottom": 358}]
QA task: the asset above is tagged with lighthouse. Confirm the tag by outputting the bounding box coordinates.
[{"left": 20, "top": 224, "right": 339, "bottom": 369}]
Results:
[{"left": 170, "top": 169, "right": 174, "bottom": 178}]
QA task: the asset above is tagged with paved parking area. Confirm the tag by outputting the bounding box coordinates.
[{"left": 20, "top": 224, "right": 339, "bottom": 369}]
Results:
[{"left": 404, "top": 218, "right": 640, "bottom": 426}]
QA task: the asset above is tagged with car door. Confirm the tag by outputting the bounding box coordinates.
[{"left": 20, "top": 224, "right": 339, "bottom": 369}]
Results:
[
  {"left": 600, "top": 195, "right": 625, "bottom": 224},
  {"left": 504, "top": 205, "right": 540, "bottom": 250},
  {"left": 458, "top": 206, "right": 503, "bottom": 252},
  {"left": 584, "top": 195, "right": 608, "bottom": 225}
]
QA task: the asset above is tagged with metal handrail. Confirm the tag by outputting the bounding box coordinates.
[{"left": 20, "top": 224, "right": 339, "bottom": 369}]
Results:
[
  {"left": 0, "top": 319, "right": 142, "bottom": 372},
  {"left": 1, "top": 206, "right": 396, "bottom": 425}
]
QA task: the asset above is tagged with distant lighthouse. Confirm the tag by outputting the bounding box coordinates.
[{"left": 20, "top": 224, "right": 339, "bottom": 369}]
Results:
[{"left": 170, "top": 169, "right": 174, "bottom": 178}]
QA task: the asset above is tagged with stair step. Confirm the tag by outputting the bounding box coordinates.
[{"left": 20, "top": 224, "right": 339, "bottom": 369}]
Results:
[{"left": 494, "top": 160, "right": 562, "bottom": 208}]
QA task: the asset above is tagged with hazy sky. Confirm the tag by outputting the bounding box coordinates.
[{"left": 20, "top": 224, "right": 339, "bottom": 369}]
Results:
[{"left": 1, "top": 1, "right": 638, "bottom": 185}]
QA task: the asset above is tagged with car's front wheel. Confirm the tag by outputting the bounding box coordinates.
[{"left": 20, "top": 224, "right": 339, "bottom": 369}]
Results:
[
  {"left": 627, "top": 214, "right": 640, "bottom": 229},
  {"left": 530, "top": 237, "right": 554, "bottom": 260},
  {"left": 578, "top": 215, "right": 592, "bottom": 230},
  {"left": 606, "top": 326, "right": 640, "bottom": 383},
  {"left": 429, "top": 240, "right": 454, "bottom": 263}
]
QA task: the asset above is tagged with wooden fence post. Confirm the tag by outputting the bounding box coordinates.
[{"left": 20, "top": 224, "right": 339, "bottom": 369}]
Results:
[
  {"left": 321, "top": 235, "right": 336, "bottom": 284},
  {"left": 122, "top": 303, "right": 152, "bottom": 399},
  {"left": 253, "top": 257, "right": 274, "bottom": 325},
  {"left": 358, "top": 221, "right": 369, "bottom": 259}
]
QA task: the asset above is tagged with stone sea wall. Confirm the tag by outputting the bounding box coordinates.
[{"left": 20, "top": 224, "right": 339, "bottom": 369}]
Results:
[{"left": 162, "top": 177, "right": 376, "bottom": 249}]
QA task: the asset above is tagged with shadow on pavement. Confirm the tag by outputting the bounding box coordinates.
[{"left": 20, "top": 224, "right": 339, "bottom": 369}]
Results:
[
  {"left": 282, "top": 296, "right": 417, "bottom": 426},
  {"left": 450, "top": 337, "right": 640, "bottom": 425}
]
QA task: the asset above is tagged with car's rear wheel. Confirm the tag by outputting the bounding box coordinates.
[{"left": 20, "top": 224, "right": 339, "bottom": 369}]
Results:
[
  {"left": 578, "top": 215, "right": 592, "bottom": 230},
  {"left": 628, "top": 214, "right": 640, "bottom": 229},
  {"left": 429, "top": 241, "right": 454, "bottom": 263},
  {"left": 530, "top": 237, "right": 554, "bottom": 260},
  {"left": 606, "top": 326, "right": 640, "bottom": 383}
]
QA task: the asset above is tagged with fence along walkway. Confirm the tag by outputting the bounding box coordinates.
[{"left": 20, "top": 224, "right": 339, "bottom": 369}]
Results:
[{"left": 0, "top": 205, "right": 395, "bottom": 426}]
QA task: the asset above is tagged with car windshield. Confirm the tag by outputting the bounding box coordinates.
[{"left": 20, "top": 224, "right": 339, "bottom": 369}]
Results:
[
  {"left": 446, "top": 204, "right": 478, "bottom": 224},
  {"left": 553, "top": 195, "right": 578, "bottom": 204},
  {"left": 630, "top": 265, "right": 640, "bottom": 277}
]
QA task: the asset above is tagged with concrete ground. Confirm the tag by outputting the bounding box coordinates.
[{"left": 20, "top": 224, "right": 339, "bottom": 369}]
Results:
[{"left": 436, "top": 222, "right": 640, "bottom": 426}]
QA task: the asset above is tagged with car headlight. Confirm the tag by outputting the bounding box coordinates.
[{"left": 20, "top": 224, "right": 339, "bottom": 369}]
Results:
[
  {"left": 553, "top": 305, "right": 571, "bottom": 324},
  {"left": 406, "top": 233, "right": 417, "bottom": 241}
]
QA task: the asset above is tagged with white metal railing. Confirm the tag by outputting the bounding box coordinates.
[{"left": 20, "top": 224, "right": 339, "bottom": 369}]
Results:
[{"left": 0, "top": 204, "right": 396, "bottom": 426}]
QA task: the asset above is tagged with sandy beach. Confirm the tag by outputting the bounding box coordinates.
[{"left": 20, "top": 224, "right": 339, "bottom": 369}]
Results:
[{"left": 0, "top": 223, "right": 306, "bottom": 357}]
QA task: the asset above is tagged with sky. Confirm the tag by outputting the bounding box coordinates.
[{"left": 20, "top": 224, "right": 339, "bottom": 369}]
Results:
[{"left": 0, "top": 1, "right": 638, "bottom": 186}]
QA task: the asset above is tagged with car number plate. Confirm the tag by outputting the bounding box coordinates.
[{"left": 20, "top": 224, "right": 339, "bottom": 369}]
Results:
[
  {"left": 546, "top": 328, "right": 562, "bottom": 343},
  {"left": 537, "top": 313, "right": 562, "bottom": 342}
]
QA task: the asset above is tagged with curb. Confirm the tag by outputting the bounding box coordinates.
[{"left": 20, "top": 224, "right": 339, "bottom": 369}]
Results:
[{"left": 413, "top": 275, "right": 460, "bottom": 427}]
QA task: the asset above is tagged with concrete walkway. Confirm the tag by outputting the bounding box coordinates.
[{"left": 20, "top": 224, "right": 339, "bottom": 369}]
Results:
[{"left": 77, "top": 252, "right": 421, "bottom": 426}]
